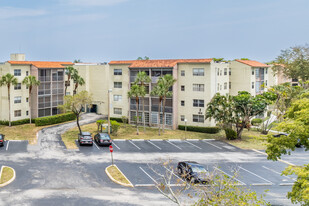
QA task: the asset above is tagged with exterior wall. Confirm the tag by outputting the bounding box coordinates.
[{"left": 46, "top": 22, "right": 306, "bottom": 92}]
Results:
[{"left": 30, "top": 65, "right": 39, "bottom": 118}]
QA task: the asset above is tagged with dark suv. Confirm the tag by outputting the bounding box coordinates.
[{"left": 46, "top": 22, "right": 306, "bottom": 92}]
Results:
[
  {"left": 94, "top": 133, "right": 112, "bottom": 146},
  {"left": 0, "top": 134, "right": 4, "bottom": 146},
  {"left": 78, "top": 132, "right": 93, "bottom": 146},
  {"left": 177, "top": 161, "right": 210, "bottom": 184}
]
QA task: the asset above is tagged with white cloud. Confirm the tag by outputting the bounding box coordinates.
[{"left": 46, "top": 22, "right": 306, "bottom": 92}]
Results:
[
  {"left": 0, "top": 7, "right": 47, "bottom": 20},
  {"left": 64, "top": 0, "right": 128, "bottom": 7}
]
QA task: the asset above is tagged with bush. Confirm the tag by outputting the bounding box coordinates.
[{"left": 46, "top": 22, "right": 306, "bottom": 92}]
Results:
[
  {"left": 224, "top": 128, "right": 237, "bottom": 140},
  {"left": 35, "top": 113, "right": 76, "bottom": 126},
  {"left": 178, "top": 125, "right": 220, "bottom": 134},
  {"left": 111, "top": 120, "right": 120, "bottom": 136},
  {"left": 251, "top": 118, "right": 263, "bottom": 126},
  {"left": 0, "top": 118, "right": 36, "bottom": 126},
  {"left": 110, "top": 117, "right": 123, "bottom": 123}
]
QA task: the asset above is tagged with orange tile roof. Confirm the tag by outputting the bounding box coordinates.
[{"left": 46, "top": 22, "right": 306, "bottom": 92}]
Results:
[
  {"left": 8, "top": 61, "right": 73, "bottom": 68},
  {"left": 109, "top": 59, "right": 212, "bottom": 68},
  {"left": 236, "top": 59, "right": 270, "bottom": 67}
]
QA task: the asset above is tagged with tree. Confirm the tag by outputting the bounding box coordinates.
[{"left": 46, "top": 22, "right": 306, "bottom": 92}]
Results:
[
  {"left": 0, "top": 73, "right": 18, "bottom": 127},
  {"left": 72, "top": 72, "right": 85, "bottom": 95},
  {"left": 58, "top": 91, "right": 93, "bottom": 134},
  {"left": 157, "top": 74, "right": 176, "bottom": 133},
  {"left": 127, "top": 84, "right": 145, "bottom": 135},
  {"left": 22, "top": 76, "right": 40, "bottom": 124},
  {"left": 137, "top": 56, "right": 150, "bottom": 60},
  {"left": 266, "top": 92, "right": 309, "bottom": 205},
  {"left": 65, "top": 66, "right": 77, "bottom": 95},
  {"left": 273, "top": 44, "right": 309, "bottom": 82},
  {"left": 73, "top": 59, "right": 82, "bottom": 63},
  {"left": 151, "top": 82, "right": 164, "bottom": 136},
  {"left": 134, "top": 71, "right": 151, "bottom": 132}
]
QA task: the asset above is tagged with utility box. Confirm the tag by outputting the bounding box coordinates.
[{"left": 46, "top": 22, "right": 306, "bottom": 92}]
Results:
[{"left": 101, "top": 124, "right": 112, "bottom": 133}]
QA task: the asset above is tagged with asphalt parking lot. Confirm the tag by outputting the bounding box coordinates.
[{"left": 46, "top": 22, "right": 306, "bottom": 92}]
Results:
[{"left": 0, "top": 140, "right": 28, "bottom": 153}]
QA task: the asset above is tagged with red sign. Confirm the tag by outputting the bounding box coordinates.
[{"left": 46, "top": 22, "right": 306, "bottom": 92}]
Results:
[{"left": 109, "top": 145, "right": 113, "bottom": 153}]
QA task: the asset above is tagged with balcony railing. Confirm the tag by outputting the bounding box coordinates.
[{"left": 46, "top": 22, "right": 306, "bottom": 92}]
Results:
[{"left": 39, "top": 76, "right": 51, "bottom": 82}]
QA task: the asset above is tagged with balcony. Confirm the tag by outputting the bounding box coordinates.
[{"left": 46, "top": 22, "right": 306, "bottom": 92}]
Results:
[{"left": 38, "top": 76, "right": 51, "bottom": 82}]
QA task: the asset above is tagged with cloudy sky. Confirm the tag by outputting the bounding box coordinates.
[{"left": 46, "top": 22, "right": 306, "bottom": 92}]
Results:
[{"left": 0, "top": 0, "right": 308, "bottom": 63}]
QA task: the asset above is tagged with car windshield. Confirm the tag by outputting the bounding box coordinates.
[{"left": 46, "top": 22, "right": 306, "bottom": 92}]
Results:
[
  {"left": 99, "top": 134, "right": 110, "bottom": 140},
  {"left": 191, "top": 165, "right": 207, "bottom": 173}
]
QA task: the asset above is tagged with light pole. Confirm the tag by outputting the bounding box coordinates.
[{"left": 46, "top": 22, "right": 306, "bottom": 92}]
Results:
[
  {"left": 108, "top": 89, "right": 112, "bottom": 135},
  {"left": 184, "top": 119, "right": 187, "bottom": 139}
]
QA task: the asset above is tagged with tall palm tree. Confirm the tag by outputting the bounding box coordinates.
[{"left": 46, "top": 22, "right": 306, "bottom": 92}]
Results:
[
  {"left": 158, "top": 74, "right": 176, "bottom": 133},
  {"left": 151, "top": 83, "right": 164, "bottom": 136},
  {"left": 72, "top": 73, "right": 85, "bottom": 95},
  {"left": 0, "top": 73, "right": 18, "bottom": 127},
  {"left": 65, "top": 66, "right": 77, "bottom": 95},
  {"left": 128, "top": 84, "right": 145, "bottom": 135},
  {"left": 134, "top": 71, "right": 151, "bottom": 132},
  {"left": 22, "top": 76, "right": 40, "bottom": 124}
]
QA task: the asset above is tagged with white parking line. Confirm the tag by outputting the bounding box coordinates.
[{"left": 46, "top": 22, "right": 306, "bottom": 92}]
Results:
[
  {"left": 93, "top": 142, "right": 100, "bottom": 150},
  {"left": 135, "top": 184, "right": 156, "bottom": 187},
  {"left": 214, "top": 166, "right": 246, "bottom": 185},
  {"left": 202, "top": 140, "right": 222, "bottom": 149},
  {"left": 186, "top": 139, "right": 199, "bottom": 141},
  {"left": 166, "top": 140, "right": 182, "bottom": 150},
  {"left": 131, "top": 139, "right": 144, "bottom": 141},
  {"left": 112, "top": 142, "right": 120, "bottom": 150},
  {"left": 280, "top": 183, "right": 295, "bottom": 186},
  {"left": 150, "top": 139, "right": 163, "bottom": 141},
  {"left": 147, "top": 140, "right": 161, "bottom": 150},
  {"left": 129, "top": 140, "right": 141, "bottom": 150},
  {"left": 185, "top": 140, "right": 202, "bottom": 150},
  {"left": 113, "top": 139, "right": 126, "bottom": 141},
  {"left": 139, "top": 167, "right": 158, "bottom": 184},
  {"left": 262, "top": 166, "right": 296, "bottom": 181},
  {"left": 239, "top": 166, "right": 273, "bottom": 185},
  {"left": 6, "top": 141, "right": 9, "bottom": 151},
  {"left": 251, "top": 183, "right": 273, "bottom": 186}
]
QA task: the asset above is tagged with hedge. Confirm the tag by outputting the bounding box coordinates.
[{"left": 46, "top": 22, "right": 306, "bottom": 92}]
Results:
[
  {"left": 251, "top": 118, "right": 263, "bottom": 126},
  {"left": 0, "top": 118, "right": 35, "bottom": 126},
  {"left": 110, "top": 117, "right": 123, "bottom": 123},
  {"left": 178, "top": 125, "right": 220, "bottom": 134},
  {"left": 35, "top": 112, "right": 76, "bottom": 126},
  {"left": 224, "top": 128, "right": 237, "bottom": 140}
]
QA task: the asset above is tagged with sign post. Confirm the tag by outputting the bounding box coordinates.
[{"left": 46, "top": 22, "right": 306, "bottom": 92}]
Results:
[{"left": 109, "top": 145, "right": 114, "bottom": 165}]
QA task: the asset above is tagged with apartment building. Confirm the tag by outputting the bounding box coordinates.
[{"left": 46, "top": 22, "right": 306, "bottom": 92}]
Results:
[
  {"left": 0, "top": 54, "right": 73, "bottom": 121},
  {"left": 229, "top": 59, "right": 270, "bottom": 96}
]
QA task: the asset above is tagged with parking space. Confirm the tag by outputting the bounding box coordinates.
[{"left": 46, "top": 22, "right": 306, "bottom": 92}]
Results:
[
  {"left": 0, "top": 140, "right": 28, "bottom": 153},
  {"left": 280, "top": 147, "right": 308, "bottom": 166}
]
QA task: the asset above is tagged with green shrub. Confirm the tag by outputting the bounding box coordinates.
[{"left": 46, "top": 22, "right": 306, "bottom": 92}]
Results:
[
  {"left": 110, "top": 120, "right": 120, "bottom": 136},
  {"left": 35, "top": 113, "right": 76, "bottom": 126},
  {"left": 251, "top": 118, "right": 263, "bottom": 126},
  {"left": 110, "top": 117, "right": 123, "bottom": 123},
  {"left": 178, "top": 125, "right": 220, "bottom": 134},
  {"left": 224, "top": 128, "right": 237, "bottom": 140},
  {"left": 0, "top": 118, "right": 36, "bottom": 126}
]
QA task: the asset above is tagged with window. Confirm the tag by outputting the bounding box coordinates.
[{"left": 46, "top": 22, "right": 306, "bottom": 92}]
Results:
[
  {"left": 66, "top": 92, "right": 70, "bottom": 95},
  {"left": 14, "top": 110, "right": 21, "bottom": 117},
  {"left": 220, "top": 85, "right": 222, "bottom": 90},
  {"left": 114, "top": 82, "right": 122, "bottom": 88},
  {"left": 181, "top": 85, "right": 185, "bottom": 91},
  {"left": 224, "top": 68, "right": 227, "bottom": 75},
  {"left": 14, "top": 96, "right": 21, "bottom": 103},
  {"left": 114, "top": 95, "right": 122, "bottom": 101},
  {"left": 252, "top": 70, "right": 254, "bottom": 75},
  {"left": 114, "top": 69, "right": 122, "bottom": 75},
  {"left": 14, "top": 69, "right": 21, "bottom": 76},
  {"left": 114, "top": 108, "right": 122, "bottom": 115},
  {"left": 217, "top": 83, "right": 220, "bottom": 91},
  {"left": 265, "top": 68, "right": 268, "bottom": 74},
  {"left": 217, "top": 69, "right": 219, "bottom": 76},
  {"left": 229, "top": 68, "right": 231, "bottom": 75},
  {"left": 193, "top": 68, "right": 204, "bottom": 76},
  {"left": 193, "top": 115, "right": 204, "bottom": 123},
  {"left": 266, "top": 80, "right": 268, "bottom": 86},
  {"left": 252, "top": 82, "right": 254, "bottom": 89},
  {"left": 26, "top": 71, "right": 29, "bottom": 76},
  {"left": 181, "top": 101, "right": 185, "bottom": 106},
  {"left": 14, "top": 83, "right": 21, "bottom": 90},
  {"left": 220, "top": 70, "right": 222, "bottom": 76},
  {"left": 26, "top": 111, "right": 29, "bottom": 116},
  {"left": 181, "top": 70, "right": 185, "bottom": 76},
  {"left": 229, "top": 82, "right": 231, "bottom": 89},
  {"left": 193, "top": 99, "right": 204, "bottom": 107},
  {"left": 193, "top": 84, "right": 204, "bottom": 91},
  {"left": 180, "top": 115, "right": 185, "bottom": 121},
  {"left": 26, "top": 98, "right": 29, "bottom": 102},
  {"left": 224, "top": 82, "right": 227, "bottom": 90}
]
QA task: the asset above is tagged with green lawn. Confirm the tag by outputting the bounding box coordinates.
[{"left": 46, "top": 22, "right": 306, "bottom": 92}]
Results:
[
  {"left": 0, "top": 166, "right": 14, "bottom": 184},
  {"left": 62, "top": 123, "right": 270, "bottom": 150}
]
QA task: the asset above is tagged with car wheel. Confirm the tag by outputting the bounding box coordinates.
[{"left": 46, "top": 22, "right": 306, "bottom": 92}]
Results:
[{"left": 79, "top": 142, "right": 82, "bottom": 146}]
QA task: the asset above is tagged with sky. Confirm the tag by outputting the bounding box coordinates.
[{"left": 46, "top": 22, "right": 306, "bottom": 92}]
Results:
[{"left": 0, "top": 0, "right": 308, "bottom": 63}]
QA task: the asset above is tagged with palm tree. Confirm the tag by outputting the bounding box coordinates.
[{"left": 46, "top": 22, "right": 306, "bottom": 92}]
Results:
[
  {"left": 65, "top": 66, "right": 77, "bottom": 95},
  {"left": 72, "top": 73, "right": 85, "bottom": 95},
  {"left": 151, "top": 83, "right": 164, "bottom": 136},
  {"left": 128, "top": 84, "right": 145, "bottom": 135},
  {"left": 22, "top": 76, "right": 40, "bottom": 124},
  {"left": 158, "top": 74, "right": 176, "bottom": 133},
  {"left": 0, "top": 73, "right": 18, "bottom": 127},
  {"left": 134, "top": 71, "right": 151, "bottom": 132}
]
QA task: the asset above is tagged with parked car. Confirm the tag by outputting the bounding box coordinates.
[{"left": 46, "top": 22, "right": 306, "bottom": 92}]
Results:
[
  {"left": 94, "top": 133, "right": 112, "bottom": 146},
  {"left": 0, "top": 134, "right": 4, "bottom": 147},
  {"left": 177, "top": 161, "right": 210, "bottom": 184},
  {"left": 272, "top": 133, "right": 302, "bottom": 148},
  {"left": 78, "top": 132, "right": 93, "bottom": 146}
]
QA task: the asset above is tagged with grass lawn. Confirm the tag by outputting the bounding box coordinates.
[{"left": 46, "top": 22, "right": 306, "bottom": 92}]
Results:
[
  {"left": 107, "top": 165, "right": 131, "bottom": 185},
  {"left": 62, "top": 122, "right": 270, "bottom": 150},
  {"left": 0, "top": 124, "right": 46, "bottom": 145},
  {"left": 0, "top": 166, "right": 14, "bottom": 184}
]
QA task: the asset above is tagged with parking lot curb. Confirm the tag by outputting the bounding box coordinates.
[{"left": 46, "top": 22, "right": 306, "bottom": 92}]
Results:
[
  {"left": 0, "top": 166, "right": 16, "bottom": 188},
  {"left": 251, "top": 149, "right": 295, "bottom": 166},
  {"left": 105, "top": 165, "right": 134, "bottom": 188}
]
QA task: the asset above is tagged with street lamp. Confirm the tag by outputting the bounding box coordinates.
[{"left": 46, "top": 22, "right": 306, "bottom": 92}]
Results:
[
  {"left": 184, "top": 119, "right": 187, "bottom": 139},
  {"left": 108, "top": 89, "right": 112, "bottom": 135}
]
